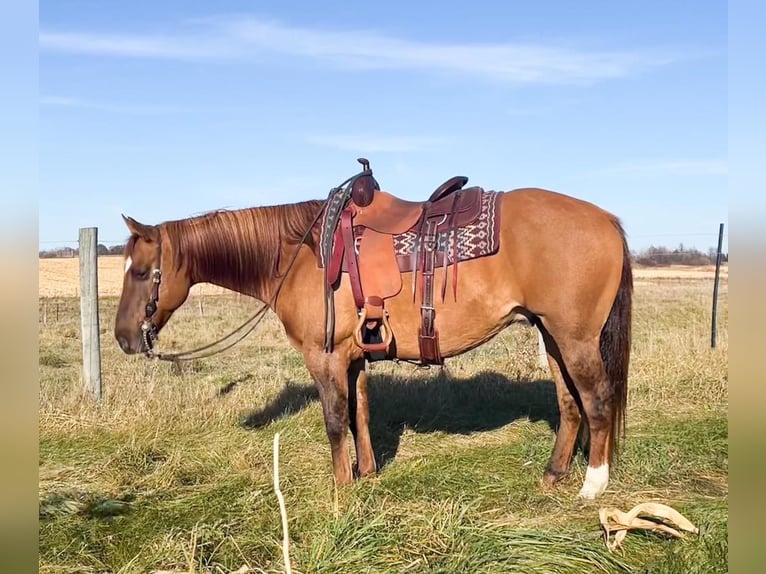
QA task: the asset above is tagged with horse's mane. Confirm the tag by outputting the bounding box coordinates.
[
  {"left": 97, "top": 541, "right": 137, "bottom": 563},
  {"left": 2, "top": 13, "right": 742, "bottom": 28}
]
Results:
[{"left": 161, "top": 200, "right": 325, "bottom": 294}]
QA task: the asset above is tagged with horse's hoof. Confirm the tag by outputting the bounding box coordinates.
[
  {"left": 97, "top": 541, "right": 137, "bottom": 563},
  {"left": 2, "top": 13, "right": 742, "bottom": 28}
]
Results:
[
  {"left": 542, "top": 468, "right": 567, "bottom": 488},
  {"left": 577, "top": 464, "right": 609, "bottom": 499},
  {"left": 353, "top": 463, "right": 377, "bottom": 479}
]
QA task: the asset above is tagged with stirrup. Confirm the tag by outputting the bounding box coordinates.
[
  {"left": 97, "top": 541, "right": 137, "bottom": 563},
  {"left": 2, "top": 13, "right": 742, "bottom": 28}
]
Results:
[{"left": 352, "top": 299, "right": 393, "bottom": 353}]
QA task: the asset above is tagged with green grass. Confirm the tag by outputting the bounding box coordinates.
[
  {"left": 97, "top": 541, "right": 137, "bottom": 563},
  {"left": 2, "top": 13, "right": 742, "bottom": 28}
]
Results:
[{"left": 39, "top": 278, "right": 727, "bottom": 573}]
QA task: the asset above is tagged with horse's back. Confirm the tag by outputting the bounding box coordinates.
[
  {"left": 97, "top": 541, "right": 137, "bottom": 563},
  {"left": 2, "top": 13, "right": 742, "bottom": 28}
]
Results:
[
  {"left": 502, "top": 187, "right": 622, "bottom": 238},
  {"left": 497, "top": 188, "right": 627, "bottom": 328}
]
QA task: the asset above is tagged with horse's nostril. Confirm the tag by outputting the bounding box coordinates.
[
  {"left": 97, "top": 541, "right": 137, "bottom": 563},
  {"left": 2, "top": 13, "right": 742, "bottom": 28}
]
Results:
[{"left": 117, "top": 336, "right": 132, "bottom": 354}]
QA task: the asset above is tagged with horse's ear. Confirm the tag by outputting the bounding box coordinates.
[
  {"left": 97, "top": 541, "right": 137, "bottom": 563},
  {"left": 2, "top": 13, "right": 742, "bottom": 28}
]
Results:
[{"left": 122, "top": 214, "right": 159, "bottom": 242}]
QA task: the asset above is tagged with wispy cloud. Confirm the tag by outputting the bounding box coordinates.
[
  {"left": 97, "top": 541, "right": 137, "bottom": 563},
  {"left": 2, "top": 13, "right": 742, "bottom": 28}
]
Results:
[
  {"left": 40, "top": 95, "right": 189, "bottom": 115},
  {"left": 304, "top": 133, "right": 447, "bottom": 153},
  {"left": 39, "top": 31, "right": 229, "bottom": 60},
  {"left": 41, "top": 17, "right": 683, "bottom": 85},
  {"left": 40, "top": 96, "right": 84, "bottom": 107},
  {"left": 595, "top": 159, "right": 728, "bottom": 176}
]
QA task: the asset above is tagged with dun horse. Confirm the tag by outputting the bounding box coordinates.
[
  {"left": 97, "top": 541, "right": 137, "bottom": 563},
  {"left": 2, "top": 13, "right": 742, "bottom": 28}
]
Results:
[{"left": 115, "top": 168, "right": 631, "bottom": 499}]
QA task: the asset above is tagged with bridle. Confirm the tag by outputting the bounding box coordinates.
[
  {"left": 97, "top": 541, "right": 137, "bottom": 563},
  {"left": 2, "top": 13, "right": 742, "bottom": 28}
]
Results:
[
  {"left": 140, "top": 267, "right": 162, "bottom": 357},
  {"left": 136, "top": 228, "right": 164, "bottom": 358}
]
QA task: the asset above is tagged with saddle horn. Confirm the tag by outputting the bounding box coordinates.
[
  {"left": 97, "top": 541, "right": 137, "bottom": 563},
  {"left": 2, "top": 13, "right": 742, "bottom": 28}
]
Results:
[
  {"left": 357, "top": 157, "right": 371, "bottom": 173},
  {"left": 351, "top": 158, "right": 380, "bottom": 207}
]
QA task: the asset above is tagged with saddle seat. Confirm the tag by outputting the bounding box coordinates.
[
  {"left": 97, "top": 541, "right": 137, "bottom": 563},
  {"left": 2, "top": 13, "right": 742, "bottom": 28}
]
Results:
[
  {"left": 351, "top": 192, "right": 424, "bottom": 235},
  {"left": 351, "top": 176, "right": 481, "bottom": 236}
]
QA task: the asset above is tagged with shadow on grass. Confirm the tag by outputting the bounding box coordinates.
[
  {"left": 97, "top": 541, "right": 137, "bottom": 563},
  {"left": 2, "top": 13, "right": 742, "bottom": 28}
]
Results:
[
  {"left": 242, "top": 371, "right": 558, "bottom": 469},
  {"left": 40, "top": 492, "right": 135, "bottom": 521},
  {"left": 242, "top": 381, "right": 320, "bottom": 428}
]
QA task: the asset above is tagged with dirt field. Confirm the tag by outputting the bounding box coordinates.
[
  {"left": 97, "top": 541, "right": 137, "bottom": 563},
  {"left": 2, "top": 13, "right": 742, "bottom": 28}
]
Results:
[
  {"left": 38, "top": 256, "right": 729, "bottom": 298},
  {"left": 38, "top": 256, "right": 230, "bottom": 297}
]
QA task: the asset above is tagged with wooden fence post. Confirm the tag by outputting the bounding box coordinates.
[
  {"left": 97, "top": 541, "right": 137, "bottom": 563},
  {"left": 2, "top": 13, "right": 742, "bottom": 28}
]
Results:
[{"left": 79, "top": 227, "right": 102, "bottom": 400}]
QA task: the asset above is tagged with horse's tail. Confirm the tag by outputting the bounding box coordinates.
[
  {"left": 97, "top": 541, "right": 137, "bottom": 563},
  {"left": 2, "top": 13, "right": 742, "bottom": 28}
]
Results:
[{"left": 600, "top": 220, "right": 633, "bottom": 463}]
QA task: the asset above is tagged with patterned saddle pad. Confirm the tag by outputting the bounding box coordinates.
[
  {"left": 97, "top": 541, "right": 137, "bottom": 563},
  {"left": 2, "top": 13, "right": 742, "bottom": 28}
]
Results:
[{"left": 392, "top": 190, "right": 502, "bottom": 271}]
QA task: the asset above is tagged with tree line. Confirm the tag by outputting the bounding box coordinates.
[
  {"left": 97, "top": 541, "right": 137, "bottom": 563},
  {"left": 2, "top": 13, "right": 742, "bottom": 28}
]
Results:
[
  {"left": 631, "top": 245, "right": 728, "bottom": 266},
  {"left": 39, "top": 244, "right": 125, "bottom": 258}
]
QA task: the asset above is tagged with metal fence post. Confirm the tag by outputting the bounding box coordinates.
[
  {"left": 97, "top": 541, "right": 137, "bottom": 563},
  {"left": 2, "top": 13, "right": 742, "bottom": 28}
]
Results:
[{"left": 711, "top": 223, "right": 724, "bottom": 349}]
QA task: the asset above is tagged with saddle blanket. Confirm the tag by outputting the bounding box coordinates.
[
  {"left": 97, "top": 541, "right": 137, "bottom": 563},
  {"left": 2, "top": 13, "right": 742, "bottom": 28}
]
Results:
[{"left": 393, "top": 190, "right": 502, "bottom": 268}]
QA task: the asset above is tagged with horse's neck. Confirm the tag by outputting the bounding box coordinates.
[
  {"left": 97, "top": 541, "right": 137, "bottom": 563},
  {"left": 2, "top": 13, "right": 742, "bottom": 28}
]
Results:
[
  {"left": 188, "top": 251, "right": 273, "bottom": 303},
  {"left": 198, "top": 270, "right": 267, "bottom": 301}
]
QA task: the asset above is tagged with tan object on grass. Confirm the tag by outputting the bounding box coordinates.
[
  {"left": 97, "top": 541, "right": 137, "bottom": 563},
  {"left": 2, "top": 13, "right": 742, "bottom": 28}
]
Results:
[{"left": 599, "top": 502, "right": 699, "bottom": 551}]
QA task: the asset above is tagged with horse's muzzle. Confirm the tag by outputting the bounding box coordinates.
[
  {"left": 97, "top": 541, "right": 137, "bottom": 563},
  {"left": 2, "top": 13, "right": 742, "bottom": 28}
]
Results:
[{"left": 115, "top": 330, "right": 145, "bottom": 355}]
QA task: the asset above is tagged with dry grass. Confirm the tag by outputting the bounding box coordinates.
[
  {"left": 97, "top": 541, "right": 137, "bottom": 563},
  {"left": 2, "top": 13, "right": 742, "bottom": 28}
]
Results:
[
  {"left": 632, "top": 264, "right": 728, "bottom": 280},
  {"left": 38, "top": 265, "right": 728, "bottom": 573}
]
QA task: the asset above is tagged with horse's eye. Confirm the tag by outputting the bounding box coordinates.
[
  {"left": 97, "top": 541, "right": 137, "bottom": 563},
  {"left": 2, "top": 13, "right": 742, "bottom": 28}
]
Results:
[{"left": 132, "top": 268, "right": 150, "bottom": 281}]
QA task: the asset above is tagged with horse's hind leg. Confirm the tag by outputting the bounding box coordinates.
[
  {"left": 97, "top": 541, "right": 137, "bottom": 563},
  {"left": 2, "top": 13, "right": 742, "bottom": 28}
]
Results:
[
  {"left": 539, "top": 327, "right": 583, "bottom": 487},
  {"left": 556, "top": 338, "right": 614, "bottom": 499},
  {"left": 348, "top": 358, "right": 376, "bottom": 477}
]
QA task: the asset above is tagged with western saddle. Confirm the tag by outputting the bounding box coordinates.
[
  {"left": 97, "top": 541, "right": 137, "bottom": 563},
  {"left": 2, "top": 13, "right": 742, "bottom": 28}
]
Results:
[{"left": 321, "top": 158, "right": 489, "bottom": 365}]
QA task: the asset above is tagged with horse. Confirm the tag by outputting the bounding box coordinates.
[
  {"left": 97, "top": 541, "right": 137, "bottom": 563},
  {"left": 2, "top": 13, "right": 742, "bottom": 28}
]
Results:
[{"left": 114, "top": 182, "right": 632, "bottom": 500}]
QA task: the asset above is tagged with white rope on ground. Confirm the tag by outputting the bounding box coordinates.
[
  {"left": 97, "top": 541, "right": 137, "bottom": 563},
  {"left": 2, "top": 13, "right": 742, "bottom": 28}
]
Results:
[{"left": 273, "top": 433, "right": 292, "bottom": 574}]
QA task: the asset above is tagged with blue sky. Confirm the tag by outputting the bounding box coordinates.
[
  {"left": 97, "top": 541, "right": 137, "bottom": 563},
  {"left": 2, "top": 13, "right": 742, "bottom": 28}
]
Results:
[{"left": 39, "top": 1, "right": 727, "bottom": 253}]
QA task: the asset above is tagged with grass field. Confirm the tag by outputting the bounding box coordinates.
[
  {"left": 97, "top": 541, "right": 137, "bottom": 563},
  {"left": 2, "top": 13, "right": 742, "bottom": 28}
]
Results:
[{"left": 39, "top": 258, "right": 728, "bottom": 573}]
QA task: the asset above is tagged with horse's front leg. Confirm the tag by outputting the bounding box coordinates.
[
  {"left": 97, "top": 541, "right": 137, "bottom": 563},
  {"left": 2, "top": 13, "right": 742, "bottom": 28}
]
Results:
[
  {"left": 348, "top": 358, "right": 376, "bottom": 477},
  {"left": 305, "top": 351, "right": 354, "bottom": 486}
]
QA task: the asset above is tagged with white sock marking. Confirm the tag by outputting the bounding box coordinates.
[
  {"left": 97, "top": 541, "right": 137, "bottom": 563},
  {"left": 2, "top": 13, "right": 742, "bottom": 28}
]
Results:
[
  {"left": 578, "top": 463, "right": 609, "bottom": 499},
  {"left": 124, "top": 256, "right": 132, "bottom": 274}
]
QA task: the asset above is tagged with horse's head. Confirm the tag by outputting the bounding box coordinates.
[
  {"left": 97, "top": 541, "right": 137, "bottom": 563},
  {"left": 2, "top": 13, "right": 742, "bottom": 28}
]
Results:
[{"left": 114, "top": 215, "right": 191, "bottom": 355}]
